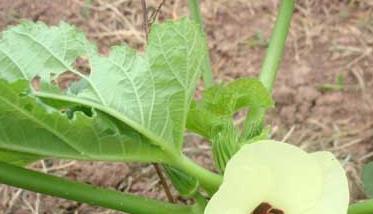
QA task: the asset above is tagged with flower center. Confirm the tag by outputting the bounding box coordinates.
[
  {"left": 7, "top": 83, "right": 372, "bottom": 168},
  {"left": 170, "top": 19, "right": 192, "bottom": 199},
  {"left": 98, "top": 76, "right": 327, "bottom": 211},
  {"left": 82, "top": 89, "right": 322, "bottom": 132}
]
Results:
[{"left": 252, "top": 202, "right": 284, "bottom": 214}]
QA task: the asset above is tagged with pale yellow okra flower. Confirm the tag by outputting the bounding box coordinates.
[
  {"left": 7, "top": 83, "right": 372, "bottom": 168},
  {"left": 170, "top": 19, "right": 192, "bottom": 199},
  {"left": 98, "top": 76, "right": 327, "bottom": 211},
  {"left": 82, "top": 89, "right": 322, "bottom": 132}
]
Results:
[{"left": 205, "top": 140, "right": 349, "bottom": 214}]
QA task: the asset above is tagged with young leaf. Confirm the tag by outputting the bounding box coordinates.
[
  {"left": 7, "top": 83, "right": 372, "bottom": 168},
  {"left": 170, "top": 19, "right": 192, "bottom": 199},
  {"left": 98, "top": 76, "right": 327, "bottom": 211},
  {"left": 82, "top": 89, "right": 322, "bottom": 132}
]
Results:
[
  {"left": 363, "top": 162, "right": 373, "bottom": 198},
  {"left": 202, "top": 78, "right": 273, "bottom": 116},
  {"left": 186, "top": 101, "right": 232, "bottom": 139},
  {"left": 204, "top": 78, "right": 273, "bottom": 143},
  {"left": 186, "top": 78, "right": 272, "bottom": 140},
  {"left": 0, "top": 80, "right": 170, "bottom": 163},
  {"left": 0, "top": 19, "right": 206, "bottom": 155}
]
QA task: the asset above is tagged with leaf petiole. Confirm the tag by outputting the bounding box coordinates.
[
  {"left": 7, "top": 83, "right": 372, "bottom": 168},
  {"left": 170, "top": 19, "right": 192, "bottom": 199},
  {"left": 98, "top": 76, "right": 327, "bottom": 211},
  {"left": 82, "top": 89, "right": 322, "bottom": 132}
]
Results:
[
  {"left": 0, "top": 161, "right": 200, "bottom": 214},
  {"left": 175, "top": 154, "right": 223, "bottom": 194},
  {"left": 242, "top": 0, "right": 295, "bottom": 139}
]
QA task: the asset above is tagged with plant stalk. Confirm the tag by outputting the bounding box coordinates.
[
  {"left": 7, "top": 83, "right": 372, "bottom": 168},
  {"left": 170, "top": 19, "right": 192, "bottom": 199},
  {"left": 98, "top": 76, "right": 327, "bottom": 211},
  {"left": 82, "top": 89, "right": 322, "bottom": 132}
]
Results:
[
  {"left": 242, "top": 0, "right": 294, "bottom": 139},
  {"left": 259, "top": 0, "right": 295, "bottom": 92},
  {"left": 188, "top": 0, "right": 214, "bottom": 88},
  {"left": 348, "top": 200, "right": 373, "bottom": 214},
  {"left": 188, "top": 0, "right": 203, "bottom": 28},
  {"left": 176, "top": 155, "right": 222, "bottom": 194},
  {"left": 0, "top": 161, "right": 196, "bottom": 214}
]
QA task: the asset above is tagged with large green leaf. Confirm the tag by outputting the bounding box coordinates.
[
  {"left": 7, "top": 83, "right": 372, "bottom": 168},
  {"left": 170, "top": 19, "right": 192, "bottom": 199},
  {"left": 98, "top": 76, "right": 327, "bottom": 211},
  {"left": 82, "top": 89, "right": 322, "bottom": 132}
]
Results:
[
  {"left": 0, "top": 80, "right": 170, "bottom": 163},
  {"left": 0, "top": 19, "right": 206, "bottom": 155}
]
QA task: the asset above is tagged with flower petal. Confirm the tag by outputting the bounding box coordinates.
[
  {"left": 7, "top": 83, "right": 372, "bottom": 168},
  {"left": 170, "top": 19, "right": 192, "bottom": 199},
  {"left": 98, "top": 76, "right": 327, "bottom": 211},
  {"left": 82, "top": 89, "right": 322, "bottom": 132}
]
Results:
[
  {"left": 205, "top": 140, "right": 324, "bottom": 214},
  {"left": 257, "top": 141, "right": 323, "bottom": 213},
  {"left": 205, "top": 164, "right": 271, "bottom": 214},
  {"left": 303, "top": 151, "right": 349, "bottom": 214}
]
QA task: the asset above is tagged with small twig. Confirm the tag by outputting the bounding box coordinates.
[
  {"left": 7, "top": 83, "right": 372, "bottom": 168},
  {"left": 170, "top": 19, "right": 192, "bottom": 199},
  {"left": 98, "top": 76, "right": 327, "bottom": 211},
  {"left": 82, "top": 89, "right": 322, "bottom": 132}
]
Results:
[
  {"left": 141, "top": 0, "right": 149, "bottom": 41},
  {"left": 97, "top": 0, "right": 144, "bottom": 43},
  {"left": 141, "top": 0, "right": 174, "bottom": 203},
  {"left": 5, "top": 189, "right": 23, "bottom": 214},
  {"left": 281, "top": 125, "right": 296, "bottom": 142},
  {"left": 149, "top": 0, "right": 166, "bottom": 25},
  {"left": 153, "top": 164, "right": 175, "bottom": 203}
]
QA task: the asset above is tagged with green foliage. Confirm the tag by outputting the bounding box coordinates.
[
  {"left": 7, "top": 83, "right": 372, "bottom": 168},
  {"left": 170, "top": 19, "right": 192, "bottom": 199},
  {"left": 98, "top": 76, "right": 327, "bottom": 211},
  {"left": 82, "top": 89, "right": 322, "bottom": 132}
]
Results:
[
  {"left": 187, "top": 101, "right": 231, "bottom": 139},
  {"left": 186, "top": 78, "right": 273, "bottom": 173},
  {"left": 362, "top": 162, "right": 373, "bottom": 198},
  {"left": 201, "top": 78, "right": 273, "bottom": 116},
  {"left": 0, "top": 0, "right": 305, "bottom": 213},
  {"left": 0, "top": 19, "right": 206, "bottom": 164}
]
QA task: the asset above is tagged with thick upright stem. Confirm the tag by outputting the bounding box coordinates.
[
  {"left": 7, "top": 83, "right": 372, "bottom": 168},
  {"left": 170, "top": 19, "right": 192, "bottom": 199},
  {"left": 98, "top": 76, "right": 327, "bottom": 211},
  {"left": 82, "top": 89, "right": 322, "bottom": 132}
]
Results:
[
  {"left": 259, "top": 0, "right": 295, "bottom": 92},
  {"left": 0, "top": 161, "right": 195, "bottom": 214},
  {"left": 242, "top": 0, "right": 295, "bottom": 138},
  {"left": 188, "top": 0, "right": 214, "bottom": 88},
  {"left": 348, "top": 200, "right": 373, "bottom": 214}
]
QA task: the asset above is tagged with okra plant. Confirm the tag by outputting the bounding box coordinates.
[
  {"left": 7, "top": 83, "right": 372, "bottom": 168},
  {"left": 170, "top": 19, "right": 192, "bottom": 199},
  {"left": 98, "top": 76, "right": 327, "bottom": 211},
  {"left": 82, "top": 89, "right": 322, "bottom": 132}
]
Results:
[{"left": 0, "top": 0, "right": 372, "bottom": 213}]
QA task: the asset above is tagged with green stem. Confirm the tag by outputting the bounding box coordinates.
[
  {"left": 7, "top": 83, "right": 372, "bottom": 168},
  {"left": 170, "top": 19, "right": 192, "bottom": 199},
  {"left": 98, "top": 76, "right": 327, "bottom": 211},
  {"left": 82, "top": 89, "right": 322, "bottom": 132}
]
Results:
[
  {"left": 188, "top": 0, "right": 214, "bottom": 88},
  {"left": 242, "top": 0, "right": 294, "bottom": 139},
  {"left": 348, "top": 200, "right": 373, "bottom": 214},
  {"left": 188, "top": 0, "right": 203, "bottom": 28},
  {"left": 259, "top": 0, "right": 295, "bottom": 92},
  {"left": 176, "top": 155, "right": 222, "bottom": 194},
  {"left": 0, "top": 161, "right": 196, "bottom": 214}
]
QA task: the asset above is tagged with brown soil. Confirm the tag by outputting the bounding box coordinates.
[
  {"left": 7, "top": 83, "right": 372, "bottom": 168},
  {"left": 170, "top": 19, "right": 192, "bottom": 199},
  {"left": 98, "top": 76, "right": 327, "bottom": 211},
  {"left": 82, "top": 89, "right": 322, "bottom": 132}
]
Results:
[{"left": 1, "top": 0, "right": 373, "bottom": 213}]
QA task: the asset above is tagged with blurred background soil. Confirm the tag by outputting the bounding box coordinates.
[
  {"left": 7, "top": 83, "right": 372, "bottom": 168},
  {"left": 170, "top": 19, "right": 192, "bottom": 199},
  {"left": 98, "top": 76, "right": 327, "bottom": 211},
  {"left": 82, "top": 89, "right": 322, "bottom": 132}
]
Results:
[{"left": 0, "top": 0, "right": 373, "bottom": 213}]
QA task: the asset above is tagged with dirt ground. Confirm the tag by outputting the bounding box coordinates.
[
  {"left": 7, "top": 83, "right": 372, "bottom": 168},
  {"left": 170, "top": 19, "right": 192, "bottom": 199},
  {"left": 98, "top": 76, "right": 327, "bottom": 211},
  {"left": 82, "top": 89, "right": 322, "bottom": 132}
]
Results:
[{"left": 0, "top": 0, "right": 373, "bottom": 213}]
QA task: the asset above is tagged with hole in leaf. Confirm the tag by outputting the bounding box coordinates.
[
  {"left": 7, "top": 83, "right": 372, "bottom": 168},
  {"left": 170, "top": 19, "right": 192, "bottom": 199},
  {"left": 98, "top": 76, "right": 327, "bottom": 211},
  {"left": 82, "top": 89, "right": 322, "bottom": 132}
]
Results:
[
  {"left": 53, "top": 57, "right": 91, "bottom": 90},
  {"left": 31, "top": 75, "right": 41, "bottom": 91},
  {"left": 73, "top": 56, "right": 90, "bottom": 75},
  {"left": 54, "top": 71, "right": 81, "bottom": 90},
  {"left": 64, "top": 106, "right": 93, "bottom": 119},
  {"left": 28, "top": 57, "right": 94, "bottom": 119}
]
